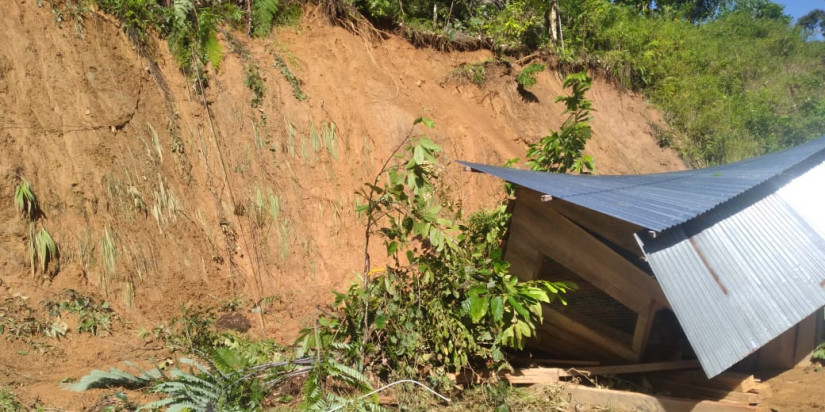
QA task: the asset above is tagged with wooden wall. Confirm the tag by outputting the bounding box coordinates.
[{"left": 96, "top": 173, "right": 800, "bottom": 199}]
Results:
[
  {"left": 506, "top": 186, "right": 669, "bottom": 362},
  {"left": 506, "top": 185, "right": 824, "bottom": 372}
]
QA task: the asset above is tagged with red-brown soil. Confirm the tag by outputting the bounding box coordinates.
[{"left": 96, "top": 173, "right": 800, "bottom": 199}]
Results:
[{"left": 0, "top": 1, "right": 754, "bottom": 410}]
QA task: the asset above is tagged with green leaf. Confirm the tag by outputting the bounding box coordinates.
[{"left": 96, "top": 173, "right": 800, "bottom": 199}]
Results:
[
  {"left": 386, "top": 241, "right": 398, "bottom": 256},
  {"left": 413, "top": 144, "right": 425, "bottom": 165},
  {"left": 507, "top": 296, "right": 530, "bottom": 320},
  {"left": 375, "top": 314, "right": 388, "bottom": 329},
  {"left": 413, "top": 117, "right": 435, "bottom": 128},
  {"left": 468, "top": 295, "right": 489, "bottom": 322},
  {"left": 490, "top": 296, "right": 504, "bottom": 323}
]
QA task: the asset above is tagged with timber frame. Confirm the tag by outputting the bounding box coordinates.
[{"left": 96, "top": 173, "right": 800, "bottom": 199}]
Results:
[{"left": 506, "top": 186, "right": 671, "bottom": 362}]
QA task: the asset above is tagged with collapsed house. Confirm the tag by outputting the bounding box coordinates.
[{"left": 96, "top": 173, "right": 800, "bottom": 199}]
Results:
[{"left": 460, "top": 136, "right": 825, "bottom": 378}]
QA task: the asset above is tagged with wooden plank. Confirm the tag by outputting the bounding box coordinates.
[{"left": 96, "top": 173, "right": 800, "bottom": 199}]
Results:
[
  {"left": 756, "top": 325, "right": 797, "bottom": 370},
  {"left": 508, "top": 356, "right": 601, "bottom": 367},
  {"left": 750, "top": 382, "right": 772, "bottom": 399},
  {"left": 794, "top": 312, "right": 817, "bottom": 366},
  {"left": 632, "top": 299, "right": 656, "bottom": 356},
  {"left": 563, "top": 385, "right": 759, "bottom": 412},
  {"left": 651, "top": 370, "right": 757, "bottom": 393},
  {"left": 513, "top": 187, "right": 669, "bottom": 312},
  {"left": 653, "top": 378, "right": 760, "bottom": 405},
  {"left": 503, "top": 367, "right": 569, "bottom": 385},
  {"left": 502, "top": 219, "right": 542, "bottom": 281},
  {"left": 529, "top": 321, "right": 621, "bottom": 362},
  {"left": 573, "top": 360, "right": 701, "bottom": 376},
  {"left": 542, "top": 307, "right": 639, "bottom": 361},
  {"left": 549, "top": 197, "right": 645, "bottom": 257}
]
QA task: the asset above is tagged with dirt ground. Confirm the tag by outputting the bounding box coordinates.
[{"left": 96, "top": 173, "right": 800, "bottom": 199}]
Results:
[
  {"left": 761, "top": 365, "right": 825, "bottom": 411},
  {"left": 1, "top": 1, "right": 818, "bottom": 410}
]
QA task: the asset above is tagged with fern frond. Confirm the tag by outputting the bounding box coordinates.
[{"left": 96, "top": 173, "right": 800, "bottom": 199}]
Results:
[
  {"left": 330, "top": 361, "right": 371, "bottom": 389},
  {"left": 173, "top": 0, "right": 194, "bottom": 27},
  {"left": 69, "top": 366, "right": 157, "bottom": 391},
  {"left": 252, "top": 0, "right": 280, "bottom": 38},
  {"left": 167, "top": 402, "right": 203, "bottom": 412},
  {"left": 204, "top": 32, "right": 223, "bottom": 70}
]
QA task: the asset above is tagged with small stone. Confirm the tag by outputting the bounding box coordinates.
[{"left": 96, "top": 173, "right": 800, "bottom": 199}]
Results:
[{"left": 216, "top": 312, "right": 251, "bottom": 333}]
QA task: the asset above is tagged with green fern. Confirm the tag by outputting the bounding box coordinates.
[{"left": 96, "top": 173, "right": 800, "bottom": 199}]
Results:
[
  {"left": 204, "top": 32, "right": 223, "bottom": 70},
  {"left": 173, "top": 0, "right": 194, "bottom": 27},
  {"left": 517, "top": 63, "right": 545, "bottom": 89},
  {"left": 68, "top": 362, "right": 161, "bottom": 391},
  {"left": 252, "top": 0, "right": 280, "bottom": 38},
  {"left": 71, "top": 349, "right": 312, "bottom": 412}
]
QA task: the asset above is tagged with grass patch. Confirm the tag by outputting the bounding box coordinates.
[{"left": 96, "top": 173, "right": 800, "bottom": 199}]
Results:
[
  {"left": 13, "top": 179, "right": 39, "bottom": 221},
  {"left": 100, "top": 226, "right": 117, "bottom": 297},
  {"left": 450, "top": 62, "right": 487, "bottom": 87},
  {"left": 285, "top": 118, "right": 297, "bottom": 157},
  {"left": 0, "top": 386, "right": 26, "bottom": 411},
  {"left": 322, "top": 121, "right": 338, "bottom": 159}
]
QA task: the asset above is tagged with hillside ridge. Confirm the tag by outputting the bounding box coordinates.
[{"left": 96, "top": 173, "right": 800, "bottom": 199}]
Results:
[{"left": 0, "top": 2, "right": 683, "bottom": 408}]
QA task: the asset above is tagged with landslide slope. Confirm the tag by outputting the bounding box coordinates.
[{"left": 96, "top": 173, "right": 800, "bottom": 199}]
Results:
[{"left": 0, "top": 2, "right": 683, "bottom": 408}]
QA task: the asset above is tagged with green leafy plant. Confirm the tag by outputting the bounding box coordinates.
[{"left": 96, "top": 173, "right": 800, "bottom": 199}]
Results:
[
  {"left": 0, "top": 296, "right": 49, "bottom": 342},
  {"left": 0, "top": 386, "right": 26, "bottom": 412},
  {"left": 43, "top": 289, "right": 120, "bottom": 337},
  {"left": 29, "top": 226, "right": 59, "bottom": 280},
  {"left": 517, "top": 63, "right": 545, "bottom": 89},
  {"left": 244, "top": 64, "right": 266, "bottom": 108},
  {"left": 71, "top": 345, "right": 313, "bottom": 411},
  {"left": 252, "top": 0, "right": 280, "bottom": 37},
  {"left": 527, "top": 71, "right": 595, "bottom": 173},
  {"left": 813, "top": 342, "right": 825, "bottom": 364},
  {"left": 273, "top": 53, "right": 307, "bottom": 101},
  {"left": 295, "top": 322, "right": 373, "bottom": 410},
  {"left": 14, "top": 179, "right": 39, "bottom": 221},
  {"left": 300, "top": 119, "right": 574, "bottom": 391}
]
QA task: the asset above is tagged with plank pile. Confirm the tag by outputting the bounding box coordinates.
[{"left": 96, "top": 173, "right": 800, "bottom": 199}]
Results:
[{"left": 504, "top": 361, "right": 771, "bottom": 411}]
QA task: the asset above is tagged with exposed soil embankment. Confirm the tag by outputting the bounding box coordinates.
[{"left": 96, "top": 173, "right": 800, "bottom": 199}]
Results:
[{"left": 0, "top": 2, "right": 684, "bottom": 409}]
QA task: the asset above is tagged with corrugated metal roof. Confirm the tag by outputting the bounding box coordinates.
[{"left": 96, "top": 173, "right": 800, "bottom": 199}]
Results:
[
  {"left": 461, "top": 136, "right": 825, "bottom": 377},
  {"left": 458, "top": 136, "right": 825, "bottom": 231},
  {"left": 638, "top": 160, "right": 825, "bottom": 377}
]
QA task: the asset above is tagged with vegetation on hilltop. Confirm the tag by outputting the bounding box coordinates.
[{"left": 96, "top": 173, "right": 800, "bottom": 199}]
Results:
[{"left": 66, "top": 0, "right": 825, "bottom": 165}]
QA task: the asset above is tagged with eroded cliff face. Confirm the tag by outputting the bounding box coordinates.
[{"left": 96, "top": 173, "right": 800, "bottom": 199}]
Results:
[{"left": 0, "top": 2, "right": 683, "bottom": 408}]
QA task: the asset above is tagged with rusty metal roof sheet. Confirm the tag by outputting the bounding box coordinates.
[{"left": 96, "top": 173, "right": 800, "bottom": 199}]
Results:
[{"left": 637, "top": 160, "right": 825, "bottom": 377}]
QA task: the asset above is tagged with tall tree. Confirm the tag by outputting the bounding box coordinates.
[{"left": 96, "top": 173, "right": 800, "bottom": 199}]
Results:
[{"left": 798, "top": 9, "right": 825, "bottom": 36}]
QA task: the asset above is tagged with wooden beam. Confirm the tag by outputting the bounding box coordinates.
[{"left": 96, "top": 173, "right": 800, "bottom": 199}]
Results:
[
  {"left": 632, "top": 299, "right": 656, "bottom": 356},
  {"left": 563, "top": 385, "right": 758, "bottom": 412},
  {"left": 573, "top": 360, "right": 701, "bottom": 376},
  {"left": 549, "top": 197, "right": 645, "bottom": 257},
  {"left": 652, "top": 378, "right": 760, "bottom": 405},
  {"left": 503, "top": 227, "right": 542, "bottom": 281},
  {"left": 510, "top": 189, "right": 669, "bottom": 312},
  {"left": 504, "top": 367, "right": 569, "bottom": 385},
  {"left": 651, "top": 370, "right": 758, "bottom": 393}
]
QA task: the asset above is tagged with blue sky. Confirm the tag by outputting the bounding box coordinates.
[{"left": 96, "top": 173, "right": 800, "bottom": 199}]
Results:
[{"left": 773, "top": 0, "right": 824, "bottom": 22}]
